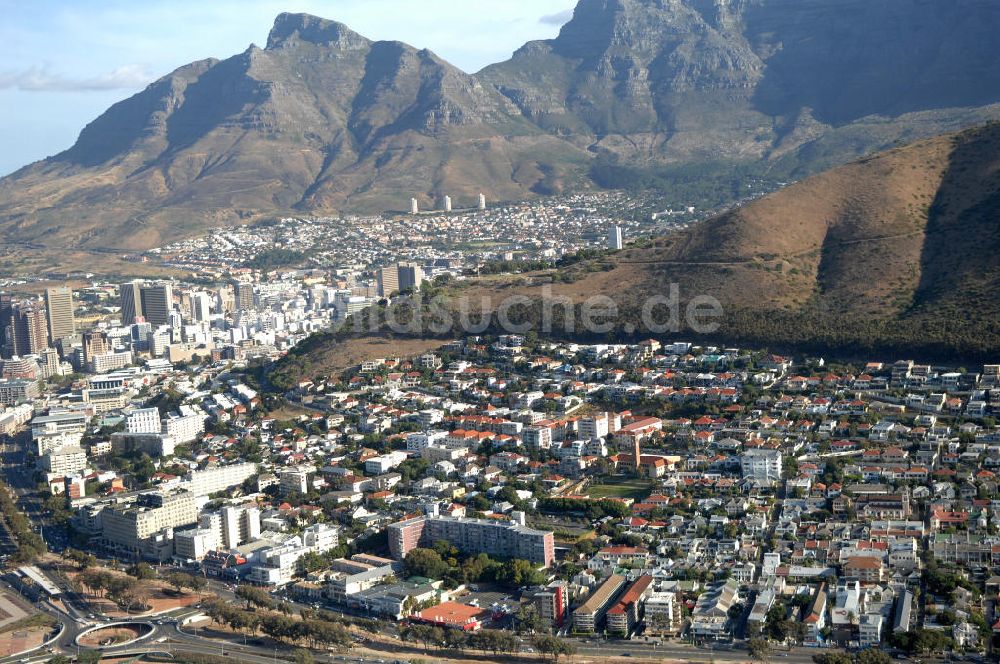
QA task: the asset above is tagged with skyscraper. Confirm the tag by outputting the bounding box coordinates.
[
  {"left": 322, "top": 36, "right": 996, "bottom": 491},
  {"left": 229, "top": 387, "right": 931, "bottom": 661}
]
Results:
[
  {"left": 608, "top": 225, "right": 624, "bottom": 251},
  {"left": 0, "top": 293, "right": 13, "bottom": 357},
  {"left": 44, "top": 286, "right": 75, "bottom": 345},
  {"left": 190, "top": 292, "right": 212, "bottom": 323},
  {"left": 397, "top": 262, "right": 424, "bottom": 292},
  {"left": 120, "top": 280, "right": 144, "bottom": 325},
  {"left": 10, "top": 303, "right": 48, "bottom": 356},
  {"left": 82, "top": 330, "right": 109, "bottom": 369},
  {"left": 140, "top": 283, "right": 173, "bottom": 326},
  {"left": 377, "top": 266, "right": 400, "bottom": 298},
  {"left": 234, "top": 282, "right": 255, "bottom": 312}
]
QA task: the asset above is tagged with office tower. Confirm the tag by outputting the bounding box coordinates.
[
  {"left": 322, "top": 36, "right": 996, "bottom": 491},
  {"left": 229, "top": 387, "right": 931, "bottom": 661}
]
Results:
[
  {"left": 191, "top": 292, "right": 212, "bottom": 323},
  {"left": 0, "top": 293, "right": 12, "bottom": 356},
  {"left": 478, "top": 192, "right": 486, "bottom": 210},
  {"left": 82, "top": 330, "right": 109, "bottom": 368},
  {"left": 39, "top": 347, "right": 60, "bottom": 379},
  {"left": 377, "top": 266, "right": 400, "bottom": 298},
  {"left": 217, "top": 286, "right": 236, "bottom": 314},
  {"left": 397, "top": 262, "right": 424, "bottom": 292},
  {"left": 147, "top": 326, "right": 172, "bottom": 357},
  {"left": 443, "top": 195, "right": 452, "bottom": 212},
  {"left": 608, "top": 225, "right": 624, "bottom": 250},
  {"left": 140, "top": 283, "right": 172, "bottom": 326},
  {"left": 119, "top": 280, "right": 143, "bottom": 325},
  {"left": 409, "top": 197, "right": 419, "bottom": 214},
  {"left": 44, "top": 286, "right": 75, "bottom": 345},
  {"left": 234, "top": 282, "right": 255, "bottom": 312},
  {"left": 10, "top": 303, "right": 48, "bottom": 356}
]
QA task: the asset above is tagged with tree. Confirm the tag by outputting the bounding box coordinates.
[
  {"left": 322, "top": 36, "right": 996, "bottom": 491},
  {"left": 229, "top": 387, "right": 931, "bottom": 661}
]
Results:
[
  {"left": 812, "top": 653, "right": 853, "bottom": 664},
  {"left": 748, "top": 637, "right": 772, "bottom": 663},
  {"left": 856, "top": 649, "right": 893, "bottom": 664},
  {"left": 516, "top": 604, "right": 543, "bottom": 634},
  {"left": 532, "top": 635, "right": 576, "bottom": 662},
  {"left": 166, "top": 571, "right": 199, "bottom": 594},
  {"left": 65, "top": 548, "right": 96, "bottom": 571},
  {"left": 77, "top": 650, "right": 101, "bottom": 664},
  {"left": 293, "top": 648, "right": 314, "bottom": 664},
  {"left": 127, "top": 562, "right": 155, "bottom": 580},
  {"left": 404, "top": 548, "right": 449, "bottom": 579},
  {"left": 236, "top": 584, "right": 274, "bottom": 611}
]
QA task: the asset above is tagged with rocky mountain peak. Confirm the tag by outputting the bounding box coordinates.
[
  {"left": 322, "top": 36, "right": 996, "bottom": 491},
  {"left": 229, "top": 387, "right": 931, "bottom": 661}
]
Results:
[{"left": 266, "top": 12, "right": 371, "bottom": 51}]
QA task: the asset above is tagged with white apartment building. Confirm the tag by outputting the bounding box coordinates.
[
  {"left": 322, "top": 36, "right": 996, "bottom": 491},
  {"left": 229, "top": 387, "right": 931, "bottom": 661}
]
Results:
[
  {"left": 279, "top": 465, "right": 315, "bottom": 496},
  {"left": 184, "top": 462, "right": 257, "bottom": 497},
  {"left": 646, "top": 592, "right": 683, "bottom": 634},
  {"left": 741, "top": 448, "right": 783, "bottom": 482},
  {"left": 364, "top": 451, "right": 407, "bottom": 475},
  {"left": 206, "top": 504, "right": 261, "bottom": 548},
  {"left": 41, "top": 446, "right": 87, "bottom": 475},
  {"left": 405, "top": 430, "right": 447, "bottom": 452},
  {"left": 127, "top": 407, "right": 161, "bottom": 434},
  {"left": 163, "top": 412, "right": 205, "bottom": 444},
  {"left": 91, "top": 351, "right": 133, "bottom": 373},
  {"left": 578, "top": 412, "right": 611, "bottom": 440},
  {"left": 174, "top": 527, "right": 219, "bottom": 561},
  {"left": 522, "top": 425, "right": 553, "bottom": 451}
]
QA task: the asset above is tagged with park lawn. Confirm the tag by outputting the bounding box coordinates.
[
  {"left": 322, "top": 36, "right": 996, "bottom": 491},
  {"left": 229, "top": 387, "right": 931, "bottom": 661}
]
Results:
[{"left": 585, "top": 477, "right": 654, "bottom": 500}]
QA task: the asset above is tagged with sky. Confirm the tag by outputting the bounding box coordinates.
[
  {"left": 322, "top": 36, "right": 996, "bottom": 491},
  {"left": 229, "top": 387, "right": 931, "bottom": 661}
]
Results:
[{"left": 0, "top": 0, "right": 576, "bottom": 176}]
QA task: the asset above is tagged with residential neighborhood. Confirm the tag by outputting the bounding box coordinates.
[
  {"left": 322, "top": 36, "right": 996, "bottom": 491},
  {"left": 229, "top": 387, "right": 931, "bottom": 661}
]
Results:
[{"left": 3, "top": 291, "right": 1000, "bottom": 661}]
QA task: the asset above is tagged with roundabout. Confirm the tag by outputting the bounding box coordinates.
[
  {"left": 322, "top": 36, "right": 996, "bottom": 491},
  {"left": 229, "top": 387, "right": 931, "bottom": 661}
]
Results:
[{"left": 74, "top": 621, "right": 155, "bottom": 649}]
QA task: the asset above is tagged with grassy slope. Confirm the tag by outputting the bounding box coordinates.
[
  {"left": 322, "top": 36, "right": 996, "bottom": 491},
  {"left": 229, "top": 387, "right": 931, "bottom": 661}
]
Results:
[{"left": 270, "top": 123, "right": 1000, "bottom": 385}]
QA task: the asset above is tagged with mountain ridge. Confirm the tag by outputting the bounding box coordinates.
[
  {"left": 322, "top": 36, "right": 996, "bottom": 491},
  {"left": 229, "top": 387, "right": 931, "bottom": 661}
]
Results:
[
  {"left": 4, "top": 3, "right": 1000, "bottom": 256},
  {"left": 269, "top": 121, "right": 1000, "bottom": 389}
]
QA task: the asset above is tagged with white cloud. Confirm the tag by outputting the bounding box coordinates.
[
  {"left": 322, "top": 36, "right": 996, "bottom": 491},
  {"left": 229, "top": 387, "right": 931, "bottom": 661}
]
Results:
[
  {"left": 0, "top": 63, "right": 154, "bottom": 92},
  {"left": 539, "top": 7, "right": 574, "bottom": 25}
]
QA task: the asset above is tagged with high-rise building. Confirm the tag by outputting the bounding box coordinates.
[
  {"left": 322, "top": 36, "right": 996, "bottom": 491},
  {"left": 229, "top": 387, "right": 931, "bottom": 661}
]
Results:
[
  {"left": 190, "top": 292, "right": 212, "bottom": 323},
  {"left": 10, "top": 303, "right": 48, "bottom": 357},
  {"left": 101, "top": 490, "right": 198, "bottom": 557},
  {"left": 147, "top": 326, "right": 172, "bottom": 357},
  {"left": 140, "top": 283, "right": 173, "bottom": 326},
  {"left": 443, "top": 195, "right": 452, "bottom": 212},
  {"left": 216, "top": 285, "right": 236, "bottom": 314},
  {"left": 0, "top": 293, "right": 13, "bottom": 356},
  {"left": 409, "top": 197, "right": 419, "bottom": 214},
  {"left": 377, "top": 266, "right": 400, "bottom": 298},
  {"left": 608, "top": 225, "right": 624, "bottom": 250},
  {"left": 397, "top": 262, "right": 424, "bottom": 292},
  {"left": 741, "top": 448, "right": 783, "bottom": 482},
  {"left": 81, "top": 330, "right": 109, "bottom": 369},
  {"left": 478, "top": 192, "right": 486, "bottom": 210},
  {"left": 119, "top": 280, "right": 144, "bottom": 325},
  {"left": 44, "top": 287, "right": 75, "bottom": 345},
  {"left": 234, "top": 282, "right": 255, "bottom": 312}
]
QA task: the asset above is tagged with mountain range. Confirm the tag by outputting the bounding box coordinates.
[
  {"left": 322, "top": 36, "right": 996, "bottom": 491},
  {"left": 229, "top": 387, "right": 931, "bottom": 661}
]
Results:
[
  {"left": 3, "top": 0, "right": 1000, "bottom": 254},
  {"left": 270, "top": 120, "right": 1000, "bottom": 388}
]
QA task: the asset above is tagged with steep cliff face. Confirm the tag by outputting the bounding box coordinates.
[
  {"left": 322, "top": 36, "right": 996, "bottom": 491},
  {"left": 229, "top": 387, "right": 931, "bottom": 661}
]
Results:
[
  {"left": 0, "top": 13, "right": 588, "bottom": 251},
  {"left": 3, "top": 2, "right": 1000, "bottom": 254},
  {"left": 481, "top": 0, "right": 1000, "bottom": 163}
]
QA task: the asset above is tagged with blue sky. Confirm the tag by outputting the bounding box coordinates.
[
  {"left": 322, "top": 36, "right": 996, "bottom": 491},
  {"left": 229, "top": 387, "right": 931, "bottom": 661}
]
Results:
[{"left": 0, "top": 0, "right": 576, "bottom": 176}]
